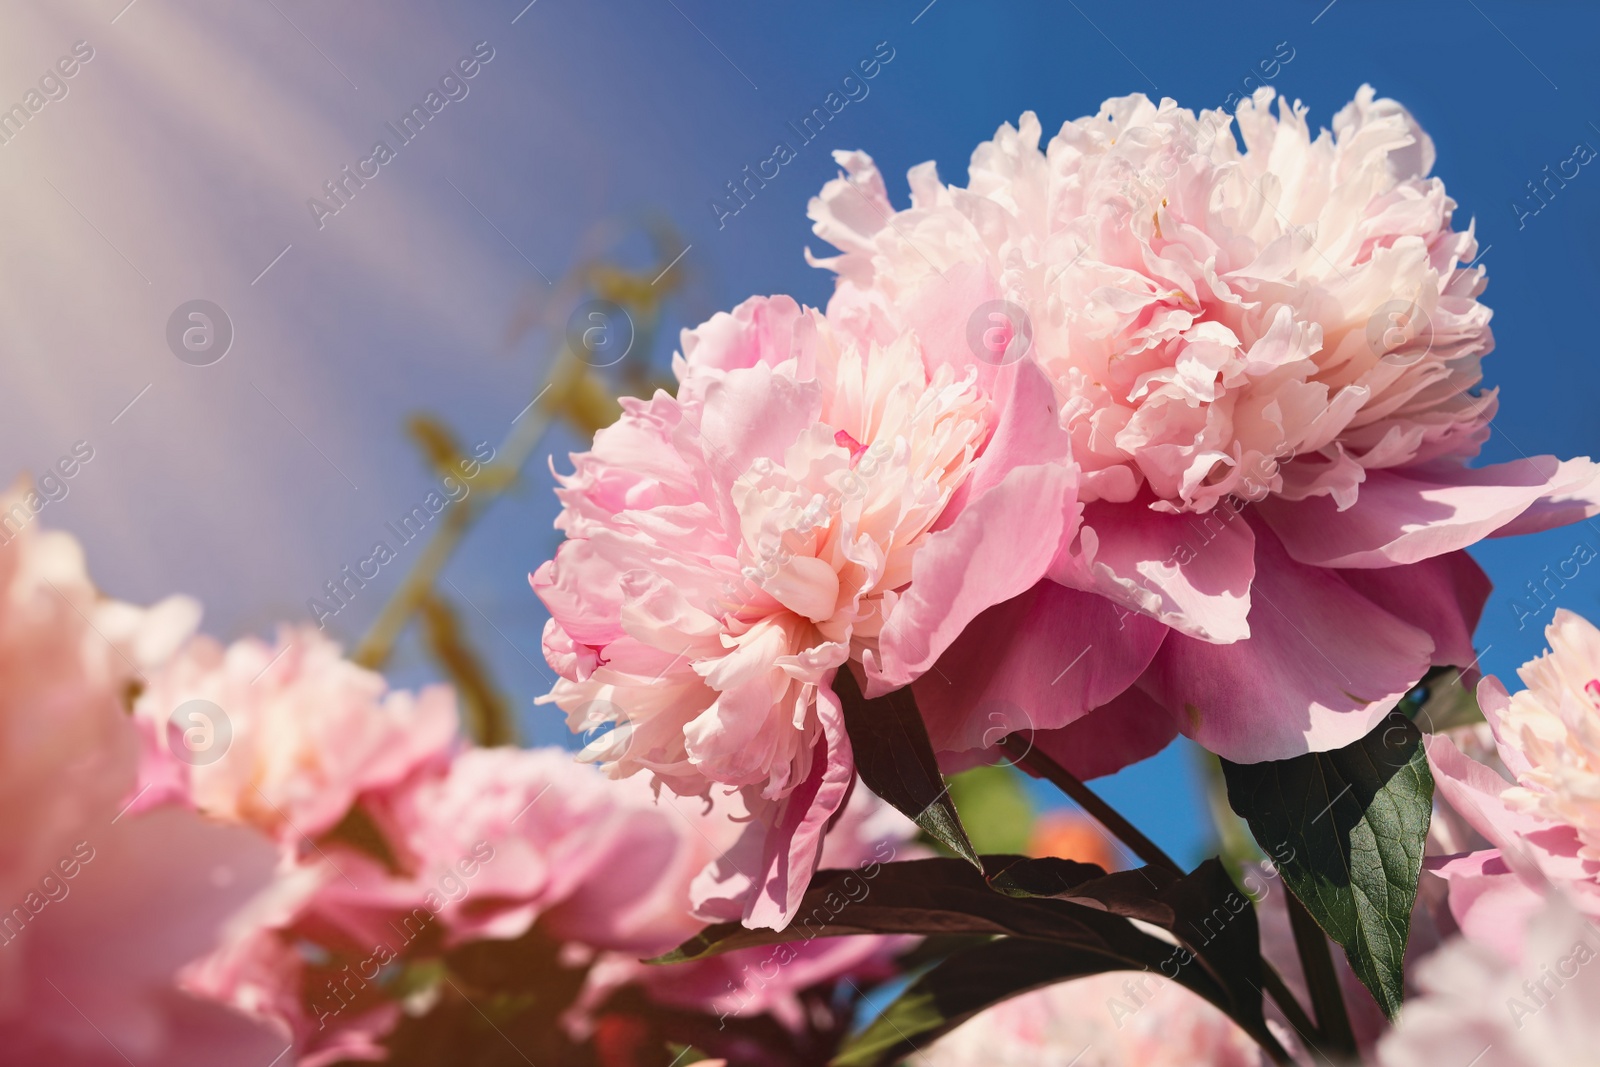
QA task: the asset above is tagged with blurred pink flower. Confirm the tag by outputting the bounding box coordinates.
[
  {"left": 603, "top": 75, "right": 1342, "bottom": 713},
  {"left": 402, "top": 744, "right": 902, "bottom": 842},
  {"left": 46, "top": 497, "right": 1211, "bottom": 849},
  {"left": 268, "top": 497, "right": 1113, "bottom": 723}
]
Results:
[
  {"left": 180, "top": 849, "right": 423, "bottom": 1067},
  {"left": 380, "top": 745, "right": 704, "bottom": 952},
  {"left": 534, "top": 296, "right": 1076, "bottom": 926},
  {"left": 1426, "top": 609, "right": 1600, "bottom": 961},
  {"left": 808, "top": 87, "right": 1600, "bottom": 771},
  {"left": 0, "top": 483, "right": 197, "bottom": 909},
  {"left": 0, "top": 494, "right": 281, "bottom": 1063},
  {"left": 5, "top": 809, "right": 284, "bottom": 1067},
  {"left": 133, "top": 624, "right": 459, "bottom": 843},
  {"left": 914, "top": 970, "right": 1265, "bottom": 1066},
  {"left": 1375, "top": 900, "right": 1600, "bottom": 1067},
  {"left": 386, "top": 743, "right": 919, "bottom": 1029},
  {"left": 190, "top": 743, "right": 918, "bottom": 1062}
]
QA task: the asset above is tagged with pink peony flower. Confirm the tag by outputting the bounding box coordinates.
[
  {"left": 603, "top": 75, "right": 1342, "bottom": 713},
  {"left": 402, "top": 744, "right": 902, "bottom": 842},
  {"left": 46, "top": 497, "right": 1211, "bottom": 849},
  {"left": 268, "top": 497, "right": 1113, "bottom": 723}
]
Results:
[
  {"left": 132, "top": 624, "right": 459, "bottom": 843},
  {"left": 1374, "top": 900, "right": 1600, "bottom": 1067},
  {"left": 534, "top": 295, "right": 1076, "bottom": 926},
  {"left": 0, "top": 493, "right": 282, "bottom": 1063},
  {"left": 5, "top": 808, "right": 285, "bottom": 1067},
  {"left": 378, "top": 744, "right": 706, "bottom": 952},
  {"left": 1426, "top": 609, "right": 1600, "bottom": 961},
  {"left": 808, "top": 87, "right": 1600, "bottom": 769},
  {"left": 913, "top": 970, "right": 1266, "bottom": 1067}
]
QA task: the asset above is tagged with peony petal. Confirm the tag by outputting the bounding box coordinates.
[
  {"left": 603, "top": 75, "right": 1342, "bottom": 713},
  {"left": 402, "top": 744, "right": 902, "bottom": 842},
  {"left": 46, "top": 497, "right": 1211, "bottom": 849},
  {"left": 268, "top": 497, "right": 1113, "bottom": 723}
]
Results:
[
  {"left": 948, "top": 350, "right": 1079, "bottom": 511},
  {"left": 731, "top": 681, "right": 856, "bottom": 930},
  {"left": 1026, "top": 685, "right": 1183, "bottom": 782},
  {"left": 1050, "top": 498, "right": 1256, "bottom": 644},
  {"left": 1474, "top": 675, "right": 1534, "bottom": 780},
  {"left": 1337, "top": 550, "right": 1491, "bottom": 672},
  {"left": 1257, "top": 457, "right": 1584, "bottom": 569},
  {"left": 1425, "top": 849, "right": 1548, "bottom": 966},
  {"left": 532, "top": 546, "right": 627, "bottom": 648},
  {"left": 684, "top": 361, "right": 823, "bottom": 473},
  {"left": 866, "top": 463, "right": 1080, "bottom": 695},
  {"left": 911, "top": 581, "right": 1167, "bottom": 755},
  {"left": 1424, "top": 732, "right": 1566, "bottom": 886},
  {"left": 1140, "top": 517, "right": 1435, "bottom": 761},
  {"left": 674, "top": 294, "right": 810, "bottom": 378},
  {"left": 1489, "top": 457, "right": 1600, "bottom": 538}
]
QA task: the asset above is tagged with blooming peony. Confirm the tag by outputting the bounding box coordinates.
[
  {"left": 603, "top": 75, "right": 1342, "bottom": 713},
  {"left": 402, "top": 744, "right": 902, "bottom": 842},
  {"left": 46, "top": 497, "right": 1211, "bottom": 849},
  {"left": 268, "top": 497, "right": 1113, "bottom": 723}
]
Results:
[
  {"left": 808, "top": 86, "right": 1600, "bottom": 769},
  {"left": 1426, "top": 609, "right": 1600, "bottom": 960},
  {"left": 1375, "top": 900, "right": 1600, "bottom": 1067},
  {"left": 534, "top": 295, "right": 1076, "bottom": 926},
  {"left": 0, "top": 491, "right": 282, "bottom": 1063},
  {"left": 132, "top": 624, "right": 459, "bottom": 843},
  {"left": 914, "top": 970, "right": 1265, "bottom": 1067}
]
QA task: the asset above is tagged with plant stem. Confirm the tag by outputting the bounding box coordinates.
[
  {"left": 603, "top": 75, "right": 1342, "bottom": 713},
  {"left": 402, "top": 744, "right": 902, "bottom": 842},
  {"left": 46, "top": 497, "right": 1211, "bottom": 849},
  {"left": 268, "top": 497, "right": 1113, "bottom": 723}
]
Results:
[
  {"left": 1000, "top": 734, "right": 1325, "bottom": 1059},
  {"left": 1286, "top": 890, "right": 1358, "bottom": 1059},
  {"left": 1000, "top": 735, "right": 1181, "bottom": 874},
  {"left": 1260, "top": 959, "right": 1324, "bottom": 1057}
]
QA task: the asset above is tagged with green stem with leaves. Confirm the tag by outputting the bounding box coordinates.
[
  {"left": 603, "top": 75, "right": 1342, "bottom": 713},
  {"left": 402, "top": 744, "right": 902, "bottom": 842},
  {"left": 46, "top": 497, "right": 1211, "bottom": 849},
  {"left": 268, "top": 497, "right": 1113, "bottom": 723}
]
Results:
[{"left": 999, "top": 735, "right": 1330, "bottom": 1061}]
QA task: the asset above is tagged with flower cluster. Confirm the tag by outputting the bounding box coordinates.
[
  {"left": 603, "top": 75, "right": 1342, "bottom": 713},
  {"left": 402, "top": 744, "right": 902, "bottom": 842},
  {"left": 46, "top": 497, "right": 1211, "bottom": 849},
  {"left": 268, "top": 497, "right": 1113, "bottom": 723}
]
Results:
[
  {"left": 534, "top": 86, "right": 1600, "bottom": 931},
  {"left": 141, "top": 631, "right": 917, "bottom": 1067},
  {"left": 0, "top": 500, "right": 914, "bottom": 1066},
  {"left": 12, "top": 82, "right": 1600, "bottom": 1067}
]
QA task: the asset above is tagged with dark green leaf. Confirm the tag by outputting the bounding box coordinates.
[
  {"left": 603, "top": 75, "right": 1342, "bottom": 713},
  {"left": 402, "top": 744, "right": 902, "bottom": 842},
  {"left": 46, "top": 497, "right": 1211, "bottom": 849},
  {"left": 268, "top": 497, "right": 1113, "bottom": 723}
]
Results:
[
  {"left": 653, "top": 859, "right": 1160, "bottom": 964},
  {"left": 1221, "top": 709, "right": 1434, "bottom": 1018},
  {"left": 985, "top": 855, "right": 1153, "bottom": 905},
  {"left": 665, "top": 858, "right": 1285, "bottom": 1064},
  {"left": 985, "top": 858, "right": 1268, "bottom": 1041},
  {"left": 832, "top": 668, "right": 980, "bottom": 868},
  {"left": 832, "top": 937, "right": 1131, "bottom": 1067}
]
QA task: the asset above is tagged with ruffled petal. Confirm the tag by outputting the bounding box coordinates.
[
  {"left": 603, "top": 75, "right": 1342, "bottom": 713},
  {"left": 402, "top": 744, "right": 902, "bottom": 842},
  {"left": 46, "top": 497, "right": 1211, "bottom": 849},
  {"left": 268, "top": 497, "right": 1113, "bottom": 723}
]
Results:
[
  {"left": 674, "top": 294, "right": 811, "bottom": 378},
  {"left": 1140, "top": 518, "right": 1434, "bottom": 761},
  {"left": 1050, "top": 499, "right": 1255, "bottom": 644},
  {"left": 1337, "top": 550, "right": 1490, "bottom": 671},
  {"left": 866, "top": 463, "right": 1080, "bottom": 695},
  {"left": 691, "top": 681, "right": 856, "bottom": 930},
  {"left": 911, "top": 582, "right": 1167, "bottom": 755},
  {"left": 1257, "top": 457, "right": 1585, "bottom": 569}
]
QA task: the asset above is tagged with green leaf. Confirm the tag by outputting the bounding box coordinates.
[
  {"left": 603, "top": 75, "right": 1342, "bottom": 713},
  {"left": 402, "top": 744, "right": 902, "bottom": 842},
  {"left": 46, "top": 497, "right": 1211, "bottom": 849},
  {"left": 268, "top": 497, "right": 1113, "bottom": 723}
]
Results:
[
  {"left": 657, "top": 859, "right": 1284, "bottom": 1063},
  {"left": 985, "top": 857, "right": 1269, "bottom": 1042},
  {"left": 662, "top": 857, "right": 1286, "bottom": 1067},
  {"left": 832, "top": 668, "right": 980, "bottom": 868},
  {"left": 1220, "top": 709, "right": 1434, "bottom": 1018},
  {"left": 946, "top": 764, "right": 1035, "bottom": 855},
  {"left": 653, "top": 858, "right": 1153, "bottom": 964},
  {"left": 832, "top": 937, "right": 1129, "bottom": 1067}
]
